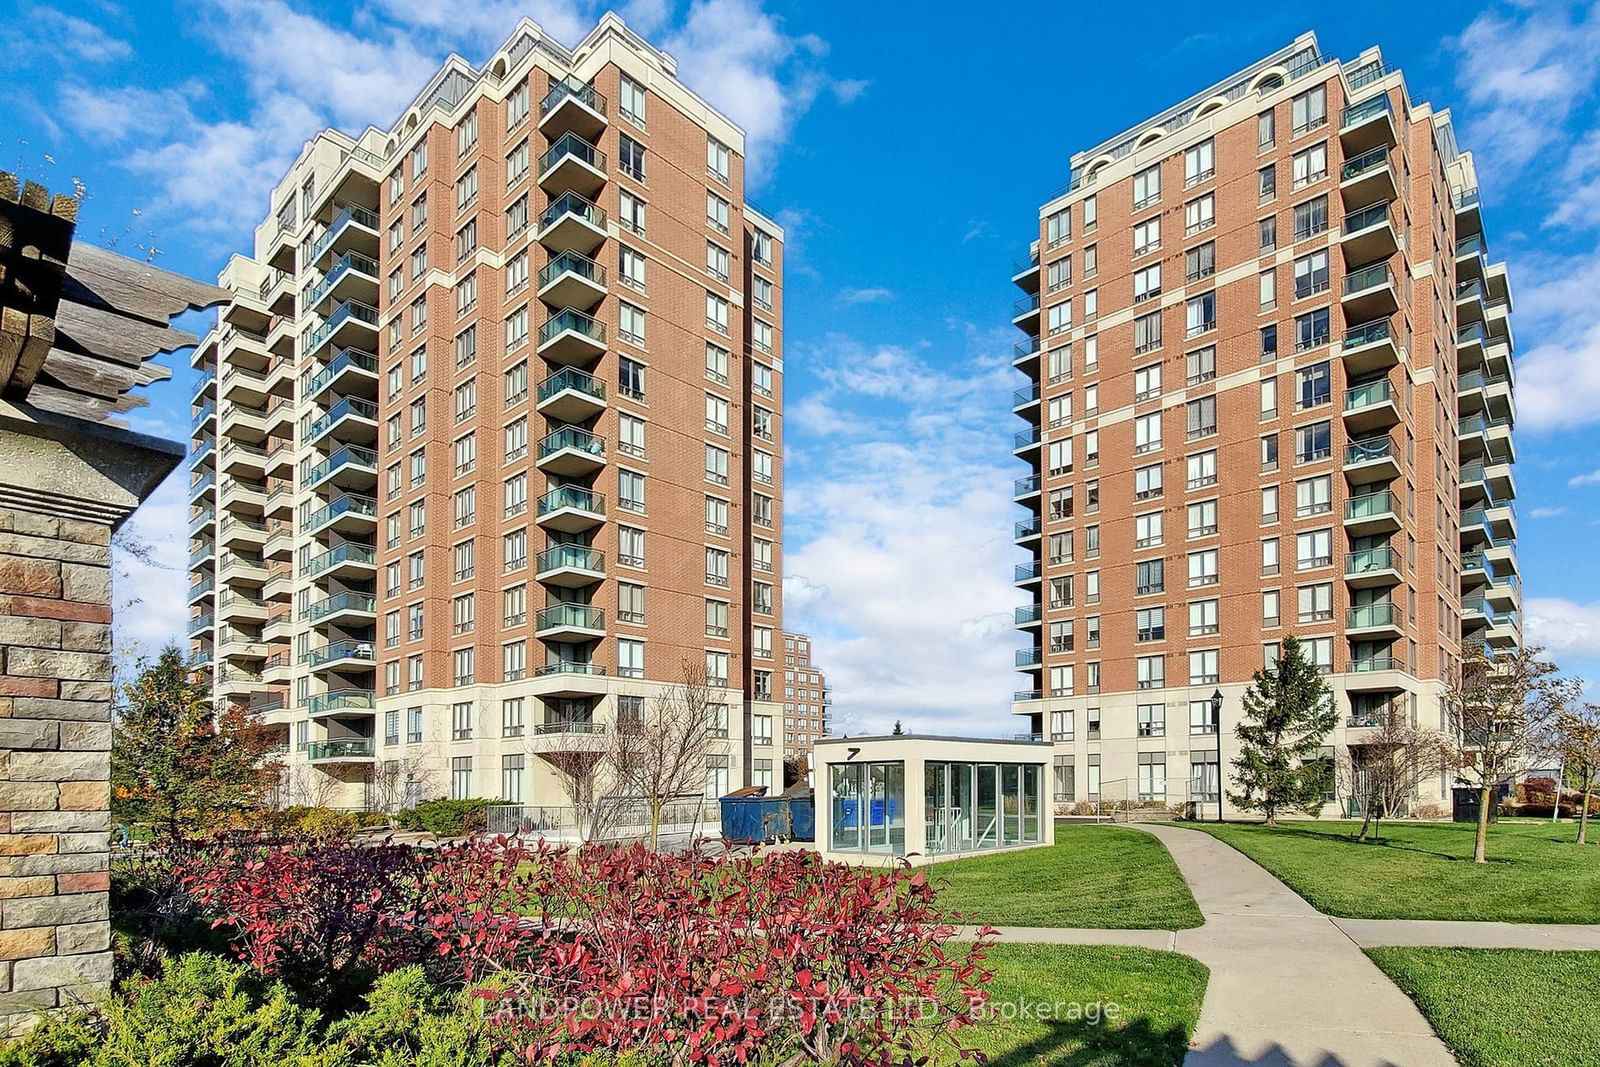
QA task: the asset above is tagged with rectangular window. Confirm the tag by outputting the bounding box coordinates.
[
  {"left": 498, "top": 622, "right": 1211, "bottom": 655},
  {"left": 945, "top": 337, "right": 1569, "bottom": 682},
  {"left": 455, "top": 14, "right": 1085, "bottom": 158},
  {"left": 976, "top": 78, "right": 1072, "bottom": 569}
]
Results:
[
  {"left": 1190, "top": 598, "right": 1220, "bottom": 636},
  {"left": 1184, "top": 139, "right": 1214, "bottom": 186},
  {"left": 1295, "top": 419, "right": 1332, "bottom": 462},
  {"left": 1188, "top": 549, "right": 1219, "bottom": 587},
  {"left": 1136, "top": 655, "right": 1165, "bottom": 690},
  {"left": 1184, "top": 193, "right": 1215, "bottom": 235},
  {"left": 1133, "top": 164, "right": 1161, "bottom": 209},
  {"left": 1187, "top": 449, "right": 1218, "bottom": 488},
  {"left": 1293, "top": 249, "right": 1330, "bottom": 298},
  {"left": 1186, "top": 345, "right": 1216, "bottom": 386}
]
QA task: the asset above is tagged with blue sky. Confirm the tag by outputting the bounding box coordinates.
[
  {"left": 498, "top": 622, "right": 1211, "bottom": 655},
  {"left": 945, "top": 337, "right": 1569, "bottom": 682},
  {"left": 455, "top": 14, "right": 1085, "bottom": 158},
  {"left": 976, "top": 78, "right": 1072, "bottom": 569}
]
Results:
[{"left": 6, "top": 0, "right": 1599, "bottom": 734}]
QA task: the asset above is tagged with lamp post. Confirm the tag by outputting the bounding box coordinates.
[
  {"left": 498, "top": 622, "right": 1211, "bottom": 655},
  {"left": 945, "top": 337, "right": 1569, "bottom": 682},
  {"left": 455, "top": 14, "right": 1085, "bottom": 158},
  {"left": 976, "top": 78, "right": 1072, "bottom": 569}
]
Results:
[{"left": 1211, "top": 688, "right": 1224, "bottom": 824}]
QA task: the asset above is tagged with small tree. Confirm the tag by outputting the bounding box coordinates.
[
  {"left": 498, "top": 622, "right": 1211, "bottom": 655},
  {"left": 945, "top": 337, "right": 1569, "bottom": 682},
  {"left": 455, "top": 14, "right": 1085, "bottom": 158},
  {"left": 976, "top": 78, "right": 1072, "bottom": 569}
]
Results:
[
  {"left": 891, "top": 719, "right": 904, "bottom": 736},
  {"left": 1337, "top": 707, "right": 1454, "bottom": 842},
  {"left": 1228, "top": 635, "right": 1338, "bottom": 825},
  {"left": 1548, "top": 702, "right": 1600, "bottom": 846},
  {"left": 541, "top": 730, "right": 617, "bottom": 843},
  {"left": 1449, "top": 642, "right": 1577, "bottom": 863},
  {"left": 111, "top": 646, "right": 280, "bottom": 844},
  {"left": 611, "top": 661, "right": 727, "bottom": 848}
]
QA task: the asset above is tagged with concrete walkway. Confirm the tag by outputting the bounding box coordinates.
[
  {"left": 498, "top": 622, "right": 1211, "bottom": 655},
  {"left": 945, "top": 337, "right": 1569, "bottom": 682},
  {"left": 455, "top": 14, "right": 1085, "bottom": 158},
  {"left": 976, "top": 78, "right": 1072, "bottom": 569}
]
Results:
[{"left": 1333, "top": 917, "right": 1600, "bottom": 950}]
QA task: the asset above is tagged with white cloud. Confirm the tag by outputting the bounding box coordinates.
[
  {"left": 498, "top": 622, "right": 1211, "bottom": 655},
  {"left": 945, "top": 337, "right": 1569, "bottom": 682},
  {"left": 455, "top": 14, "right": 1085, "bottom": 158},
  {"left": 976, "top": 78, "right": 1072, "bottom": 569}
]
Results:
[
  {"left": 1530, "top": 506, "right": 1568, "bottom": 518},
  {"left": 112, "top": 469, "right": 189, "bottom": 663},
  {"left": 1526, "top": 597, "right": 1600, "bottom": 659},
  {"left": 1546, "top": 129, "right": 1600, "bottom": 229},
  {"left": 1570, "top": 468, "right": 1600, "bottom": 487},
  {"left": 1508, "top": 249, "right": 1600, "bottom": 432},
  {"left": 29, "top": 7, "right": 132, "bottom": 62},
  {"left": 782, "top": 329, "right": 1026, "bottom": 736},
  {"left": 837, "top": 287, "right": 893, "bottom": 305}
]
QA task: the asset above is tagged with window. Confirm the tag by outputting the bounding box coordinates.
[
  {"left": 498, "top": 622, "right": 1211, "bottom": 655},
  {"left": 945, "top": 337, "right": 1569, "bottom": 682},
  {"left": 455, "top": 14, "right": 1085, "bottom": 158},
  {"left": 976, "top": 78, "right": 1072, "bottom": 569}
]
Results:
[
  {"left": 504, "top": 417, "right": 528, "bottom": 461},
  {"left": 1047, "top": 438, "right": 1073, "bottom": 476},
  {"left": 705, "top": 343, "right": 730, "bottom": 385},
  {"left": 1259, "top": 163, "right": 1276, "bottom": 201},
  {"left": 618, "top": 356, "right": 646, "bottom": 401},
  {"left": 1258, "top": 108, "right": 1276, "bottom": 147},
  {"left": 705, "top": 598, "right": 730, "bottom": 638},
  {"left": 1133, "top": 216, "right": 1161, "bottom": 255},
  {"left": 619, "top": 74, "right": 646, "bottom": 124},
  {"left": 1046, "top": 301, "right": 1071, "bottom": 336},
  {"left": 455, "top": 269, "right": 476, "bottom": 311},
  {"left": 619, "top": 469, "right": 646, "bottom": 513},
  {"left": 1134, "top": 462, "right": 1163, "bottom": 500},
  {"left": 707, "top": 137, "right": 731, "bottom": 183},
  {"left": 1263, "top": 537, "right": 1280, "bottom": 575},
  {"left": 1260, "top": 267, "right": 1277, "bottom": 309},
  {"left": 1296, "top": 475, "right": 1332, "bottom": 516},
  {"left": 1261, "top": 323, "right": 1279, "bottom": 360},
  {"left": 505, "top": 80, "right": 529, "bottom": 128},
  {"left": 1133, "top": 263, "right": 1161, "bottom": 303},
  {"left": 1185, "top": 241, "right": 1215, "bottom": 283},
  {"left": 1134, "top": 310, "right": 1162, "bottom": 354},
  {"left": 1190, "top": 598, "right": 1220, "bottom": 636},
  {"left": 1293, "top": 249, "right": 1330, "bottom": 298},
  {"left": 1134, "top": 412, "right": 1162, "bottom": 455},
  {"left": 1260, "top": 378, "right": 1278, "bottom": 418},
  {"left": 1293, "top": 195, "right": 1328, "bottom": 240},
  {"left": 1263, "top": 589, "right": 1281, "bottom": 627},
  {"left": 450, "top": 757, "right": 471, "bottom": 800},
  {"left": 1137, "top": 703, "right": 1166, "bottom": 737},
  {"left": 752, "top": 274, "right": 773, "bottom": 310},
  {"left": 452, "top": 647, "right": 474, "bottom": 686},
  {"left": 706, "top": 191, "right": 730, "bottom": 234},
  {"left": 704, "top": 443, "right": 730, "bottom": 485},
  {"left": 1187, "top": 449, "right": 1218, "bottom": 488},
  {"left": 618, "top": 526, "right": 644, "bottom": 568},
  {"left": 1262, "top": 485, "right": 1279, "bottom": 521},
  {"left": 501, "top": 755, "right": 524, "bottom": 803},
  {"left": 1291, "top": 84, "right": 1326, "bottom": 134},
  {"left": 619, "top": 189, "right": 646, "bottom": 234},
  {"left": 1260, "top": 216, "right": 1277, "bottom": 251},
  {"left": 752, "top": 319, "right": 774, "bottom": 353},
  {"left": 1133, "top": 164, "right": 1161, "bottom": 209},
  {"left": 753, "top": 492, "right": 774, "bottom": 528},
  {"left": 1188, "top": 549, "right": 1219, "bottom": 587},
  {"left": 620, "top": 246, "right": 647, "bottom": 290},
  {"left": 502, "top": 585, "right": 525, "bottom": 626},
  {"left": 502, "top": 528, "right": 527, "bottom": 572},
  {"left": 1186, "top": 395, "right": 1217, "bottom": 440},
  {"left": 1187, "top": 498, "right": 1218, "bottom": 537},
  {"left": 1296, "top": 361, "right": 1332, "bottom": 408},
  {"left": 1294, "top": 308, "right": 1330, "bottom": 351},
  {"left": 504, "top": 306, "right": 528, "bottom": 352},
  {"left": 1184, "top": 193, "right": 1215, "bottom": 235},
  {"left": 618, "top": 582, "right": 645, "bottom": 625},
  {"left": 620, "top": 302, "right": 647, "bottom": 345},
  {"left": 1083, "top": 243, "right": 1097, "bottom": 278},
  {"left": 752, "top": 406, "right": 775, "bottom": 442},
  {"left": 1046, "top": 208, "right": 1071, "bottom": 246},
  {"left": 456, "top": 166, "right": 478, "bottom": 212},
  {"left": 753, "top": 231, "right": 774, "bottom": 265},
  {"left": 1292, "top": 142, "right": 1328, "bottom": 189},
  {"left": 1186, "top": 292, "right": 1216, "bottom": 337},
  {"left": 506, "top": 251, "right": 528, "bottom": 295},
  {"left": 1134, "top": 511, "right": 1163, "bottom": 548},
  {"left": 1136, "top": 606, "right": 1166, "bottom": 642},
  {"left": 752, "top": 361, "right": 773, "bottom": 398},
  {"left": 502, "top": 640, "right": 526, "bottom": 682},
  {"left": 705, "top": 292, "right": 729, "bottom": 335},
  {"left": 1184, "top": 139, "right": 1214, "bottom": 186},
  {"left": 618, "top": 135, "right": 646, "bottom": 180},
  {"left": 1296, "top": 528, "right": 1333, "bottom": 569},
  {"left": 618, "top": 412, "right": 646, "bottom": 459},
  {"left": 503, "top": 472, "right": 527, "bottom": 517},
  {"left": 753, "top": 581, "right": 774, "bottom": 616},
  {"left": 452, "top": 486, "right": 475, "bottom": 528},
  {"left": 1136, "top": 655, "right": 1165, "bottom": 690},
  {"left": 1261, "top": 433, "right": 1279, "bottom": 470},
  {"left": 1298, "top": 582, "right": 1334, "bottom": 623},
  {"left": 1082, "top": 194, "right": 1097, "bottom": 231},
  {"left": 504, "top": 361, "right": 528, "bottom": 407},
  {"left": 705, "top": 241, "right": 730, "bottom": 282},
  {"left": 1189, "top": 648, "right": 1220, "bottom": 685},
  {"left": 453, "top": 539, "right": 475, "bottom": 581},
  {"left": 1186, "top": 346, "right": 1216, "bottom": 386},
  {"left": 1135, "top": 558, "right": 1164, "bottom": 596},
  {"left": 1295, "top": 420, "right": 1332, "bottom": 462},
  {"left": 618, "top": 639, "right": 644, "bottom": 679}
]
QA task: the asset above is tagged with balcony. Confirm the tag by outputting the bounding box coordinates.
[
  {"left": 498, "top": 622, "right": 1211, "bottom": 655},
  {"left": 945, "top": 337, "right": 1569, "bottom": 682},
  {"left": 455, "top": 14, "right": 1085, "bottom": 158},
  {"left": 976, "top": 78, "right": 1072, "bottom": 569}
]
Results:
[
  {"left": 309, "top": 203, "right": 380, "bottom": 270},
  {"left": 535, "top": 544, "right": 605, "bottom": 588},
  {"left": 1344, "top": 490, "right": 1400, "bottom": 536},
  {"left": 189, "top": 540, "right": 215, "bottom": 568},
  {"left": 189, "top": 439, "right": 215, "bottom": 472},
  {"left": 1347, "top": 602, "right": 1404, "bottom": 638},
  {"left": 1341, "top": 261, "right": 1398, "bottom": 322},
  {"left": 537, "top": 249, "right": 607, "bottom": 311},
  {"left": 531, "top": 660, "right": 609, "bottom": 698},
  {"left": 538, "top": 132, "right": 607, "bottom": 197},
  {"left": 192, "top": 400, "right": 216, "bottom": 430},
  {"left": 1012, "top": 293, "right": 1041, "bottom": 333},
  {"left": 537, "top": 306, "right": 607, "bottom": 366},
  {"left": 306, "top": 445, "right": 377, "bottom": 490},
  {"left": 1339, "top": 201, "right": 1397, "bottom": 263},
  {"left": 1456, "top": 278, "right": 1487, "bottom": 324},
  {"left": 1485, "top": 458, "right": 1516, "bottom": 501},
  {"left": 1013, "top": 426, "right": 1041, "bottom": 456},
  {"left": 1456, "top": 233, "right": 1488, "bottom": 282},
  {"left": 1015, "top": 518, "right": 1041, "bottom": 543},
  {"left": 220, "top": 550, "right": 268, "bottom": 583},
  {"left": 1346, "top": 657, "right": 1406, "bottom": 690},
  {"left": 527, "top": 718, "right": 609, "bottom": 755},
  {"left": 307, "top": 347, "right": 378, "bottom": 402},
  {"left": 536, "top": 425, "right": 606, "bottom": 478},
  {"left": 1015, "top": 647, "right": 1043, "bottom": 669},
  {"left": 537, "top": 191, "right": 607, "bottom": 255},
  {"left": 307, "top": 494, "right": 377, "bottom": 536},
  {"left": 1014, "top": 474, "right": 1041, "bottom": 501},
  {"left": 304, "top": 300, "right": 378, "bottom": 360},
  {"left": 303, "top": 542, "right": 377, "bottom": 580},
  {"left": 308, "top": 252, "right": 379, "bottom": 317},
  {"left": 536, "top": 484, "right": 605, "bottom": 534},
  {"left": 218, "top": 587, "right": 268, "bottom": 622},
  {"left": 307, "top": 396, "right": 379, "bottom": 446},
  {"left": 220, "top": 400, "right": 268, "bottom": 439},
  {"left": 1485, "top": 572, "right": 1520, "bottom": 611},
  {"left": 1338, "top": 145, "right": 1396, "bottom": 208},
  {"left": 540, "top": 75, "right": 608, "bottom": 140},
  {"left": 1339, "top": 92, "right": 1397, "bottom": 153},
  {"left": 304, "top": 640, "right": 376, "bottom": 671},
  {"left": 305, "top": 591, "right": 377, "bottom": 626},
  {"left": 1012, "top": 250, "right": 1040, "bottom": 293},
  {"left": 1341, "top": 317, "right": 1399, "bottom": 376},
  {"left": 1014, "top": 604, "right": 1042, "bottom": 628},
  {"left": 1346, "top": 546, "right": 1401, "bottom": 589},
  {"left": 1343, "top": 378, "right": 1400, "bottom": 434},
  {"left": 1343, "top": 435, "right": 1400, "bottom": 484},
  {"left": 1486, "top": 501, "right": 1518, "bottom": 542},
  {"left": 306, "top": 738, "right": 376, "bottom": 763},
  {"left": 188, "top": 577, "right": 214, "bottom": 604},
  {"left": 189, "top": 506, "right": 216, "bottom": 536},
  {"left": 534, "top": 602, "right": 606, "bottom": 643},
  {"left": 219, "top": 516, "right": 267, "bottom": 551},
  {"left": 1015, "top": 560, "right": 1042, "bottom": 586},
  {"left": 536, "top": 366, "right": 607, "bottom": 422},
  {"left": 219, "top": 477, "right": 268, "bottom": 515},
  {"left": 220, "top": 441, "right": 270, "bottom": 478},
  {"left": 188, "top": 612, "right": 213, "bottom": 637},
  {"left": 1460, "top": 507, "right": 1490, "bottom": 549}
]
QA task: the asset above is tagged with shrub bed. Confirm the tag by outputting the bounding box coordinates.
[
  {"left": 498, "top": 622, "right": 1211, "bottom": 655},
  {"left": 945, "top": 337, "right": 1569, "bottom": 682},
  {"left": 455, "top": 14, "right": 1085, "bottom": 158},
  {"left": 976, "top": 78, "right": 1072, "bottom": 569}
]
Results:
[{"left": 393, "top": 797, "right": 492, "bottom": 836}]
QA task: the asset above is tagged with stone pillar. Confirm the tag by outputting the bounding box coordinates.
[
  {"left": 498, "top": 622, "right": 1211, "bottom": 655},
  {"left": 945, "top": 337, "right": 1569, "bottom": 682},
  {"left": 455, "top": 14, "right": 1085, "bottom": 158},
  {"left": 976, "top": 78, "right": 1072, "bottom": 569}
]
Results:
[{"left": 0, "top": 400, "right": 182, "bottom": 1031}]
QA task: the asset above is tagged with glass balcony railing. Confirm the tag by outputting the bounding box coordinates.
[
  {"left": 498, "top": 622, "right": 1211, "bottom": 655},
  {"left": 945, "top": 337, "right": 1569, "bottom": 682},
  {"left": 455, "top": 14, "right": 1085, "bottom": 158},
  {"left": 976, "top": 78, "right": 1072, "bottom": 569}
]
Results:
[
  {"left": 1016, "top": 648, "right": 1043, "bottom": 668},
  {"left": 1460, "top": 462, "right": 1486, "bottom": 485},
  {"left": 1014, "top": 474, "right": 1040, "bottom": 495},
  {"left": 304, "top": 300, "right": 379, "bottom": 355},
  {"left": 307, "top": 348, "right": 378, "bottom": 396},
  {"left": 1343, "top": 318, "right": 1393, "bottom": 351},
  {"left": 1013, "top": 294, "right": 1041, "bottom": 317},
  {"left": 302, "top": 542, "right": 376, "bottom": 578},
  {"left": 1015, "top": 518, "right": 1041, "bottom": 539},
  {"left": 539, "top": 132, "right": 606, "bottom": 176},
  {"left": 1457, "top": 278, "right": 1486, "bottom": 303},
  {"left": 1339, "top": 145, "right": 1389, "bottom": 181},
  {"left": 1348, "top": 603, "right": 1402, "bottom": 628},
  {"left": 189, "top": 577, "right": 214, "bottom": 598},
  {"left": 538, "top": 425, "right": 605, "bottom": 462},
  {"left": 305, "top": 591, "right": 376, "bottom": 622},
  {"left": 1456, "top": 233, "right": 1486, "bottom": 259},
  {"left": 538, "top": 306, "right": 606, "bottom": 350},
  {"left": 306, "top": 445, "right": 377, "bottom": 485},
  {"left": 1015, "top": 604, "right": 1041, "bottom": 625},
  {"left": 1344, "top": 436, "right": 1395, "bottom": 466},
  {"left": 1462, "top": 597, "right": 1489, "bottom": 617},
  {"left": 188, "top": 612, "right": 214, "bottom": 632},
  {"left": 538, "top": 191, "right": 607, "bottom": 235},
  {"left": 1345, "top": 379, "right": 1393, "bottom": 411},
  {"left": 1015, "top": 560, "right": 1042, "bottom": 582},
  {"left": 538, "top": 250, "right": 607, "bottom": 292},
  {"left": 1014, "top": 384, "right": 1040, "bottom": 406},
  {"left": 1349, "top": 657, "right": 1403, "bottom": 673},
  {"left": 307, "top": 252, "right": 378, "bottom": 307},
  {"left": 1015, "top": 427, "right": 1040, "bottom": 449},
  {"left": 304, "top": 640, "right": 375, "bottom": 668},
  {"left": 533, "top": 660, "right": 609, "bottom": 680},
  {"left": 538, "top": 484, "right": 605, "bottom": 519},
  {"left": 307, "top": 396, "right": 378, "bottom": 440},
  {"left": 306, "top": 494, "right": 376, "bottom": 530},
  {"left": 189, "top": 507, "right": 215, "bottom": 533},
  {"left": 309, "top": 203, "right": 379, "bottom": 264},
  {"left": 537, "top": 544, "right": 605, "bottom": 577},
  {"left": 1343, "top": 262, "right": 1391, "bottom": 295},
  {"left": 307, "top": 738, "right": 375, "bottom": 761},
  {"left": 1346, "top": 546, "right": 1398, "bottom": 575},
  {"left": 533, "top": 719, "right": 606, "bottom": 736},
  {"left": 1461, "top": 507, "right": 1488, "bottom": 529},
  {"left": 1458, "top": 321, "right": 1489, "bottom": 347},
  {"left": 189, "top": 473, "right": 215, "bottom": 496},
  {"left": 535, "top": 603, "right": 604, "bottom": 632},
  {"left": 1341, "top": 93, "right": 1393, "bottom": 130},
  {"left": 1342, "top": 201, "right": 1390, "bottom": 235},
  {"left": 537, "top": 366, "right": 605, "bottom": 405},
  {"left": 1346, "top": 491, "right": 1396, "bottom": 520},
  {"left": 192, "top": 401, "right": 216, "bottom": 427},
  {"left": 541, "top": 76, "right": 607, "bottom": 120}
]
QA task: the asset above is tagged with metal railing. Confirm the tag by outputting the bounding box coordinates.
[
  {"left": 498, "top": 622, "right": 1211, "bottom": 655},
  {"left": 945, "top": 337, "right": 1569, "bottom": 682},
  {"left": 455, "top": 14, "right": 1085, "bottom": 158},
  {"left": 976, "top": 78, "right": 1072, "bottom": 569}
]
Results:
[
  {"left": 538, "top": 484, "right": 604, "bottom": 517},
  {"left": 535, "top": 603, "right": 604, "bottom": 632},
  {"left": 307, "top": 738, "right": 375, "bottom": 761},
  {"left": 541, "top": 76, "right": 607, "bottom": 120}
]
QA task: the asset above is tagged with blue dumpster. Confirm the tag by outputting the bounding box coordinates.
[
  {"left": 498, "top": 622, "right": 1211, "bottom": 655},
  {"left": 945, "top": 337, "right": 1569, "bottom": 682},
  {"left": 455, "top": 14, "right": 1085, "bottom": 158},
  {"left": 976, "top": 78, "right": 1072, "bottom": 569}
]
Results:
[{"left": 719, "top": 790, "right": 815, "bottom": 843}]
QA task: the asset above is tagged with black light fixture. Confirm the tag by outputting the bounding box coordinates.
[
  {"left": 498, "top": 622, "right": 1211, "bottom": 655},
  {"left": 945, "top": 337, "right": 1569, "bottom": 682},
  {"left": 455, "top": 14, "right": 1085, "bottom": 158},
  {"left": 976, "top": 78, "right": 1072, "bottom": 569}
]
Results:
[{"left": 1210, "top": 688, "right": 1224, "bottom": 823}]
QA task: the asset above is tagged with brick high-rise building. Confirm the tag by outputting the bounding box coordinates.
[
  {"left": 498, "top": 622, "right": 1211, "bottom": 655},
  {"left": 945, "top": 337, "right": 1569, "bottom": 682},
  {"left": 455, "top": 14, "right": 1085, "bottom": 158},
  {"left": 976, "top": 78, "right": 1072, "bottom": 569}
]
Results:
[
  {"left": 780, "top": 629, "right": 829, "bottom": 757},
  {"left": 1010, "top": 34, "right": 1518, "bottom": 815},
  {"left": 187, "top": 14, "right": 788, "bottom": 811}
]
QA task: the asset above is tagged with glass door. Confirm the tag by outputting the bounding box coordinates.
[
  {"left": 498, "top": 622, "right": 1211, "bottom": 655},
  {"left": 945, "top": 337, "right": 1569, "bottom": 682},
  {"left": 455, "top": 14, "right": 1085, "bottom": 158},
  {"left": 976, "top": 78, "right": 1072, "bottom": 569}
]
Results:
[{"left": 976, "top": 764, "right": 999, "bottom": 848}]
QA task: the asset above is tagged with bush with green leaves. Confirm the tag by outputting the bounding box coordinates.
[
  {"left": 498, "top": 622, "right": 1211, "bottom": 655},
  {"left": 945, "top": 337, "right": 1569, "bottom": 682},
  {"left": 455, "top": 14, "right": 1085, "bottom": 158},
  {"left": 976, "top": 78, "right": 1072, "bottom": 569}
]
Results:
[{"left": 393, "top": 798, "right": 490, "bottom": 837}]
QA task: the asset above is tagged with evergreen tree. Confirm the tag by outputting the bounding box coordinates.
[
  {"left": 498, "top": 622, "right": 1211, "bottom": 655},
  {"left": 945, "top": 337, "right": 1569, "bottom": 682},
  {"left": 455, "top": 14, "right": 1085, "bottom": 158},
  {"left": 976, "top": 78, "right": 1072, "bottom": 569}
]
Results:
[
  {"left": 1228, "top": 635, "right": 1338, "bottom": 824},
  {"left": 112, "top": 646, "right": 281, "bottom": 843},
  {"left": 891, "top": 719, "right": 904, "bottom": 736}
]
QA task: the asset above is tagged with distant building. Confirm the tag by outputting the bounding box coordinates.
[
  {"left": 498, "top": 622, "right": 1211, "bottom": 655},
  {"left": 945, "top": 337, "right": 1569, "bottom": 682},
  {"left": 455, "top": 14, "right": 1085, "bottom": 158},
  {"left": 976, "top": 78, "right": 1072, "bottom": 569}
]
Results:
[{"left": 781, "top": 630, "right": 829, "bottom": 760}]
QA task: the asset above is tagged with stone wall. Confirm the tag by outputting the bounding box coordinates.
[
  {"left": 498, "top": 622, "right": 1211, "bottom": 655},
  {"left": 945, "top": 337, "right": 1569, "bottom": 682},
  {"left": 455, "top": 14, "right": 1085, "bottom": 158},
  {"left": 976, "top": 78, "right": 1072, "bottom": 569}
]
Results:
[{"left": 0, "top": 508, "right": 115, "bottom": 1031}]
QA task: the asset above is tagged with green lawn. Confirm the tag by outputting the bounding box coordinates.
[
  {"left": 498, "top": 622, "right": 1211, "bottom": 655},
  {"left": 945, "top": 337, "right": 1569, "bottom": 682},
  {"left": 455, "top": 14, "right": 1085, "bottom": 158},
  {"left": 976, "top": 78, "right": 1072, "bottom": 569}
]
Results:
[
  {"left": 1367, "top": 948, "right": 1600, "bottom": 1067},
  {"left": 938, "top": 944, "right": 1207, "bottom": 1066},
  {"left": 929, "top": 824, "right": 1203, "bottom": 928},
  {"left": 1191, "top": 819, "right": 1600, "bottom": 922}
]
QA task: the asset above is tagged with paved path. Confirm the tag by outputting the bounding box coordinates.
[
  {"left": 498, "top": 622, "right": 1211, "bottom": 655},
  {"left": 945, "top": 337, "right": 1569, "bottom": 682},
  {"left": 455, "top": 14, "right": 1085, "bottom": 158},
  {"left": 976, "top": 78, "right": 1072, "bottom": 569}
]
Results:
[{"left": 1333, "top": 917, "right": 1600, "bottom": 950}]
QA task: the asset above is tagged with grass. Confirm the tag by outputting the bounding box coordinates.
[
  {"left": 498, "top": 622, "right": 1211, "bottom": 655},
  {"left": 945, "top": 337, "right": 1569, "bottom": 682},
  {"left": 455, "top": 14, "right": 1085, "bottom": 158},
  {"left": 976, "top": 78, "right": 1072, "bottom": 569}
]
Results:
[
  {"left": 1190, "top": 819, "right": 1600, "bottom": 923},
  {"left": 937, "top": 943, "right": 1207, "bottom": 1066},
  {"left": 928, "top": 824, "right": 1203, "bottom": 929},
  {"left": 1367, "top": 948, "right": 1600, "bottom": 1067}
]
